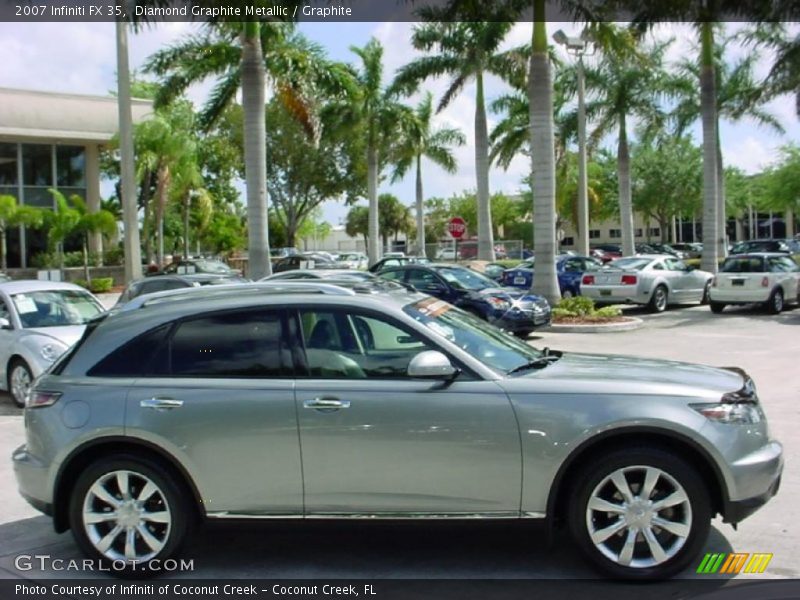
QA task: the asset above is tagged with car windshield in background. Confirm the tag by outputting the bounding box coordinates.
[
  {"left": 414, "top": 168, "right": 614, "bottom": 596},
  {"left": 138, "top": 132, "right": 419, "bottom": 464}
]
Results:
[
  {"left": 195, "top": 260, "right": 233, "bottom": 274},
  {"left": 12, "top": 290, "right": 104, "bottom": 328},
  {"left": 436, "top": 267, "right": 495, "bottom": 291},
  {"left": 403, "top": 297, "right": 542, "bottom": 373},
  {"left": 608, "top": 257, "right": 652, "bottom": 271}
]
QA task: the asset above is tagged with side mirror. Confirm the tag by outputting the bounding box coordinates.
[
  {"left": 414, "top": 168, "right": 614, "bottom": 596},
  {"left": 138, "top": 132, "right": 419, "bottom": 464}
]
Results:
[
  {"left": 407, "top": 351, "right": 458, "bottom": 379},
  {"left": 0, "top": 317, "right": 11, "bottom": 330}
]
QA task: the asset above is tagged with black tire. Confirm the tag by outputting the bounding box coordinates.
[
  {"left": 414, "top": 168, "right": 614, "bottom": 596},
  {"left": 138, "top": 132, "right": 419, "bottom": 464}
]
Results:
[
  {"left": 709, "top": 302, "right": 725, "bottom": 314},
  {"left": 69, "top": 455, "right": 191, "bottom": 577},
  {"left": 766, "top": 289, "right": 784, "bottom": 314},
  {"left": 700, "top": 281, "right": 711, "bottom": 305},
  {"left": 648, "top": 285, "right": 668, "bottom": 313},
  {"left": 568, "top": 447, "right": 711, "bottom": 580},
  {"left": 7, "top": 358, "right": 32, "bottom": 408}
]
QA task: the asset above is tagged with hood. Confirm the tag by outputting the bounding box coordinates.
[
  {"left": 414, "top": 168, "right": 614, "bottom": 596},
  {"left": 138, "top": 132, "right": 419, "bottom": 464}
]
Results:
[
  {"left": 520, "top": 351, "right": 744, "bottom": 395},
  {"left": 23, "top": 325, "right": 86, "bottom": 348}
]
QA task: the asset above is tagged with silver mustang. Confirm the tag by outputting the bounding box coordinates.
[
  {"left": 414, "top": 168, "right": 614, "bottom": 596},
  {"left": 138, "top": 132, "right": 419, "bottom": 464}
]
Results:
[
  {"left": 581, "top": 255, "right": 714, "bottom": 312},
  {"left": 0, "top": 280, "right": 105, "bottom": 406},
  {"left": 12, "top": 281, "right": 782, "bottom": 579}
]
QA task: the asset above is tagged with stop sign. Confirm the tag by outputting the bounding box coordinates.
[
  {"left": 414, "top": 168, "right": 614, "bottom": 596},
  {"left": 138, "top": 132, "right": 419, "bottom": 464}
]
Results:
[{"left": 448, "top": 217, "right": 467, "bottom": 239}]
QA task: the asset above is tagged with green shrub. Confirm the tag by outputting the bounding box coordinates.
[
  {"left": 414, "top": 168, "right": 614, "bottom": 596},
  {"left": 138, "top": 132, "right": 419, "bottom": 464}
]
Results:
[
  {"left": 103, "top": 246, "right": 124, "bottom": 266},
  {"left": 552, "top": 296, "right": 622, "bottom": 319},
  {"left": 63, "top": 251, "right": 84, "bottom": 267},
  {"left": 30, "top": 252, "right": 57, "bottom": 269},
  {"left": 73, "top": 277, "right": 114, "bottom": 293},
  {"left": 88, "top": 277, "right": 113, "bottom": 293}
]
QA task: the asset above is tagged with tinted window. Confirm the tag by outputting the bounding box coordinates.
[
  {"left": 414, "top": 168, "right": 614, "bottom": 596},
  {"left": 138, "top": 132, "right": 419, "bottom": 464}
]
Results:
[
  {"left": 378, "top": 269, "right": 405, "bottom": 282},
  {"left": 768, "top": 257, "right": 799, "bottom": 272},
  {"left": 170, "top": 310, "right": 290, "bottom": 377},
  {"left": 721, "top": 257, "right": 765, "bottom": 273},
  {"left": 407, "top": 269, "right": 440, "bottom": 288},
  {"left": 88, "top": 324, "right": 171, "bottom": 377},
  {"left": 299, "top": 309, "right": 434, "bottom": 379}
]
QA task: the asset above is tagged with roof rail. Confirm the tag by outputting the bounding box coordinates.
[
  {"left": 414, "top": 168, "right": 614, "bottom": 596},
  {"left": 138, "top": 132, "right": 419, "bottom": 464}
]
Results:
[{"left": 118, "top": 281, "right": 357, "bottom": 312}]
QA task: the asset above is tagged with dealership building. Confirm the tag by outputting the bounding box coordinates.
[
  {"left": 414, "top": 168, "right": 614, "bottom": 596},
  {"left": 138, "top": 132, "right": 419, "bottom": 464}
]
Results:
[{"left": 0, "top": 87, "right": 151, "bottom": 268}]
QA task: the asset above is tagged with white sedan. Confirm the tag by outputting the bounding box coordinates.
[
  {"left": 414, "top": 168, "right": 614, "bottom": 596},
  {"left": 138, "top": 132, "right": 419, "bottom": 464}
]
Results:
[
  {"left": 709, "top": 253, "right": 800, "bottom": 314},
  {"left": 336, "top": 252, "right": 368, "bottom": 270},
  {"left": 0, "top": 280, "right": 105, "bottom": 406},
  {"left": 581, "top": 255, "right": 714, "bottom": 312}
]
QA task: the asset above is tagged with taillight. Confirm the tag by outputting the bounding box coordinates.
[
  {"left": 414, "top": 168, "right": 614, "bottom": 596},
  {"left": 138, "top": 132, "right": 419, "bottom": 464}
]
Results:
[
  {"left": 26, "top": 391, "right": 61, "bottom": 409},
  {"left": 761, "top": 277, "right": 769, "bottom": 287},
  {"left": 621, "top": 274, "right": 637, "bottom": 285},
  {"left": 582, "top": 275, "right": 595, "bottom": 285}
]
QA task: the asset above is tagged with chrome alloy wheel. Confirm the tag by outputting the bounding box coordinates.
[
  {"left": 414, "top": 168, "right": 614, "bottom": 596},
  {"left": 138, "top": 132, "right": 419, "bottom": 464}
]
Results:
[
  {"left": 586, "top": 466, "right": 692, "bottom": 569},
  {"left": 82, "top": 470, "right": 172, "bottom": 562},
  {"left": 10, "top": 363, "right": 31, "bottom": 407},
  {"left": 653, "top": 287, "right": 667, "bottom": 312}
]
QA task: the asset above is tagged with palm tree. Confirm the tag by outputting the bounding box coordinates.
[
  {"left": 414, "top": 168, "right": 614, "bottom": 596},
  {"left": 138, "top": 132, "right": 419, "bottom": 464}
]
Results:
[
  {"left": 393, "top": 21, "right": 525, "bottom": 262},
  {"left": 144, "top": 23, "right": 353, "bottom": 279},
  {"left": 671, "top": 37, "right": 784, "bottom": 255},
  {"left": 0, "top": 196, "right": 44, "bottom": 271},
  {"left": 325, "top": 38, "right": 409, "bottom": 266},
  {"left": 576, "top": 37, "right": 670, "bottom": 257},
  {"left": 391, "top": 92, "right": 465, "bottom": 257}
]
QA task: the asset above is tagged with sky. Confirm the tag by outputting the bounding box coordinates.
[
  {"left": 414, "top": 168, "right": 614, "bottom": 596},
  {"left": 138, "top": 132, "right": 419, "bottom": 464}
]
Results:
[{"left": 1, "top": 20, "right": 798, "bottom": 228}]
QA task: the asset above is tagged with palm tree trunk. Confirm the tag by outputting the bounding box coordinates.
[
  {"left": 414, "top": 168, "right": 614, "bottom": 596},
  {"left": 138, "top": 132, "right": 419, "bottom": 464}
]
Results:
[
  {"left": 83, "top": 236, "right": 91, "bottom": 283},
  {"left": 700, "top": 23, "right": 720, "bottom": 274},
  {"left": 367, "top": 142, "right": 380, "bottom": 265},
  {"left": 116, "top": 19, "right": 143, "bottom": 283},
  {"left": 183, "top": 193, "right": 190, "bottom": 258},
  {"left": 529, "top": 7, "right": 560, "bottom": 305},
  {"left": 415, "top": 154, "right": 425, "bottom": 257},
  {"left": 475, "top": 70, "right": 494, "bottom": 261},
  {"left": 241, "top": 23, "right": 271, "bottom": 279},
  {"left": 786, "top": 208, "right": 795, "bottom": 237},
  {"left": 0, "top": 223, "right": 6, "bottom": 271},
  {"left": 155, "top": 164, "right": 169, "bottom": 267},
  {"left": 618, "top": 113, "right": 635, "bottom": 257},
  {"left": 716, "top": 135, "right": 727, "bottom": 258}
]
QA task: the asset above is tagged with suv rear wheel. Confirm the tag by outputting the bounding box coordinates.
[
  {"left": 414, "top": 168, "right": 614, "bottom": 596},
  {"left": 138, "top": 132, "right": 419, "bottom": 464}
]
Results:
[
  {"left": 69, "top": 456, "right": 190, "bottom": 575},
  {"left": 568, "top": 447, "right": 711, "bottom": 580}
]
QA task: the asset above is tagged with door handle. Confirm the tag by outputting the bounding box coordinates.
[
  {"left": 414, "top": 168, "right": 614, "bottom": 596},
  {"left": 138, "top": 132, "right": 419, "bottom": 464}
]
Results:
[
  {"left": 303, "top": 397, "right": 350, "bottom": 410},
  {"left": 140, "top": 397, "right": 184, "bottom": 410}
]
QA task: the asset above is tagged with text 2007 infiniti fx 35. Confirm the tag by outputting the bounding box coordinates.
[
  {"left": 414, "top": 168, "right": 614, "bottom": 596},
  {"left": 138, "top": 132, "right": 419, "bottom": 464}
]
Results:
[{"left": 12, "top": 281, "right": 783, "bottom": 579}]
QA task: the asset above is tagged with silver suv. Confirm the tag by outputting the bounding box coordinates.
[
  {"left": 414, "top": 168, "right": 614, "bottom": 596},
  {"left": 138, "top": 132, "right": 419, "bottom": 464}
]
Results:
[{"left": 13, "top": 281, "right": 783, "bottom": 579}]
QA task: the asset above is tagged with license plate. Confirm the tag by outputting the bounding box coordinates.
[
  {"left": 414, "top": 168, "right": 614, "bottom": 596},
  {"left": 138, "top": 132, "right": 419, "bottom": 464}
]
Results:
[
  {"left": 514, "top": 276, "right": 527, "bottom": 285},
  {"left": 732, "top": 280, "right": 745, "bottom": 287},
  {"left": 600, "top": 289, "right": 612, "bottom": 296}
]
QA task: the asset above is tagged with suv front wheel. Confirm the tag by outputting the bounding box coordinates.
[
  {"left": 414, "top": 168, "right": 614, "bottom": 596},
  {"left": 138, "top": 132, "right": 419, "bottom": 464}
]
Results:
[
  {"left": 568, "top": 447, "right": 711, "bottom": 580},
  {"left": 69, "top": 456, "right": 190, "bottom": 574}
]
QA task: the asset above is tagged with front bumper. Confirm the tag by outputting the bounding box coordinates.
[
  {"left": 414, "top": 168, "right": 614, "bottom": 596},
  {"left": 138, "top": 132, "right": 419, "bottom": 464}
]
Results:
[
  {"left": 12, "top": 444, "right": 51, "bottom": 516},
  {"left": 492, "top": 309, "right": 552, "bottom": 332},
  {"left": 721, "top": 440, "right": 783, "bottom": 524}
]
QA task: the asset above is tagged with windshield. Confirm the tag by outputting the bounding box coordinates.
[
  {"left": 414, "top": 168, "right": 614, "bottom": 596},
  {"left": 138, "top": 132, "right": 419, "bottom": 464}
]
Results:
[
  {"left": 436, "top": 267, "right": 496, "bottom": 291},
  {"left": 13, "top": 290, "right": 104, "bottom": 328},
  {"left": 608, "top": 257, "right": 652, "bottom": 271},
  {"left": 404, "top": 297, "right": 543, "bottom": 373},
  {"left": 195, "top": 259, "right": 233, "bottom": 274}
]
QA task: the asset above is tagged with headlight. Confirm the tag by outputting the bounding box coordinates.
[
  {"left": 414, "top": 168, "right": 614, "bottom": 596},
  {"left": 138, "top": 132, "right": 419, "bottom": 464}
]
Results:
[
  {"left": 691, "top": 402, "right": 762, "bottom": 424},
  {"left": 486, "top": 297, "right": 511, "bottom": 310},
  {"left": 40, "top": 343, "right": 63, "bottom": 362}
]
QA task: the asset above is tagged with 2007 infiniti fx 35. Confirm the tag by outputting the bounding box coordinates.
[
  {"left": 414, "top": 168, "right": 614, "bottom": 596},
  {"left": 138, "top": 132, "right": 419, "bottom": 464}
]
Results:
[{"left": 13, "top": 280, "right": 783, "bottom": 579}]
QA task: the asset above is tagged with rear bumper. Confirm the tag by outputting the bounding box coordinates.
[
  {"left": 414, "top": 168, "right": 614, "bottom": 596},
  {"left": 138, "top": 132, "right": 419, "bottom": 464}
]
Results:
[
  {"left": 709, "top": 289, "right": 771, "bottom": 304},
  {"left": 583, "top": 287, "right": 649, "bottom": 305},
  {"left": 12, "top": 444, "right": 52, "bottom": 517}
]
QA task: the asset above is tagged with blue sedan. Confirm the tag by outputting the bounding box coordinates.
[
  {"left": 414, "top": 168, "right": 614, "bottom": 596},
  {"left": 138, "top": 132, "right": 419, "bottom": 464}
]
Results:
[
  {"left": 375, "top": 263, "right": 551, "bottom": 336},
  {"left": 502, "top": 254, "right": 603, "bottom": 297}
]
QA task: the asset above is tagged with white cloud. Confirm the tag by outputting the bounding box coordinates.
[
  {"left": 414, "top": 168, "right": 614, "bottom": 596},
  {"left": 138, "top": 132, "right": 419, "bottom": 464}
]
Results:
[{"left": 722, "top": 136, "right": 779, "bottom": 174}]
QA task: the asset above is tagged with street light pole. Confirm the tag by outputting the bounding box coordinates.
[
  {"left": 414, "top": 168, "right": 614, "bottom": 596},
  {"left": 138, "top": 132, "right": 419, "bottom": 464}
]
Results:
[{"left": 553, "top": 30, "right": 592, "bottom": 257}]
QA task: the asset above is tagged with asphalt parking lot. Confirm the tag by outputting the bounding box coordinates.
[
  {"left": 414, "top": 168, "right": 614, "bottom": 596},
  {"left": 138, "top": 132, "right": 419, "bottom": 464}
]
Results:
[{"left": 0, "top": 300, "right": 796, "bottom": 582}]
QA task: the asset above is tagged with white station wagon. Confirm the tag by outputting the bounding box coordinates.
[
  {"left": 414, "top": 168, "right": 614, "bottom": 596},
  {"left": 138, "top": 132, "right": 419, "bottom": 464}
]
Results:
[{"left": 709, "top": 253, "right": 800, "bottom": 314}]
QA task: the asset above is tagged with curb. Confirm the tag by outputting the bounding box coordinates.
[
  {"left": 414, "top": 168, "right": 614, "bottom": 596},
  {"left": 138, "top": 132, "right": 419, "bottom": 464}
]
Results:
[{"left": 543, "top": 317, "right": 644, "bottom": 334}]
